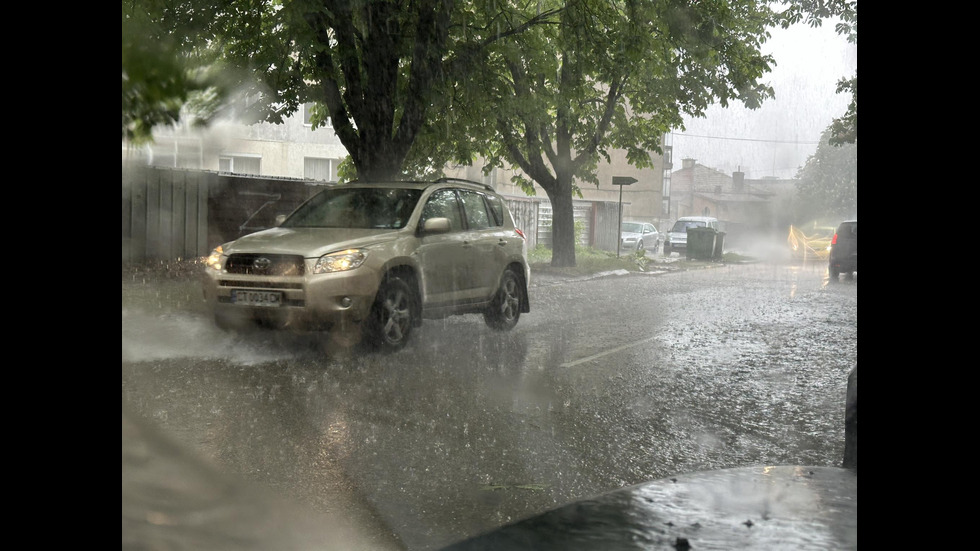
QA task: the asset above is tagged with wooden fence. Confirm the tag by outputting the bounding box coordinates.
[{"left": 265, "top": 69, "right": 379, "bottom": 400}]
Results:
[
  {"left": 122, "top": 165, "right": 210, "bottom": 262},
  {"left": 122, "top": 165, "right": 320, "bottom": 263}
]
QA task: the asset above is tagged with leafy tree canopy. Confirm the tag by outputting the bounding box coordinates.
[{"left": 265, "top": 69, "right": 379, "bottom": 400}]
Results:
[
  {"left": 425, "top": 0, "right": 778, "bottom": 265},
  {"left": 121, "top": 1, "right": 233, "bottom": 144},
  {"left": 794, "top": 128, "right": 857, "bottom": 222},
  {"left": 123, "top": 0, "right": 786, "bottom": 266},
  {"left": 123, "top": 0, "right": 566, "bottom": 181}
]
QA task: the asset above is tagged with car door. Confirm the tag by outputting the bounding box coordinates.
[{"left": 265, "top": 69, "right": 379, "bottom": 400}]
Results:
[
  {"left": 642, "top": 223, "right": 656, "bottom": 243},
  {"left": 415, "top": 189, "right": 473, "bottom": 307},
  {"left": 456, "top": 190, "right": 503, "bottom": 300}
]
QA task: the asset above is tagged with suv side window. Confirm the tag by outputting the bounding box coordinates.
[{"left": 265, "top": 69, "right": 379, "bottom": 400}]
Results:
[
  {"left": 421, "top": 189, "right": 464, "bottom": 231},
  {"left": 483, "top": 193, "right": 505, "bottom": 226},
  {"left": 459, "top": 190, "right": 491, "bottom": 230}
]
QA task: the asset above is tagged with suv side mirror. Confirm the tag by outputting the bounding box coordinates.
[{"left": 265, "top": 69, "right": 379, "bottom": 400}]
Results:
[
  {"left": 422, "top": 217, "right": 452, "bottom": 234},
  {"left": 275, "top": 214, "right": 287, "bottom": 226}
]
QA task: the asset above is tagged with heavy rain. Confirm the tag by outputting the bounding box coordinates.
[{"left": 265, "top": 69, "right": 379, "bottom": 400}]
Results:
[
  {"left": 123, "top": 0, "right": 856, "bottom": 548},
  {"left": 122, "top": 253, "right": 855, "bottom": 550}
]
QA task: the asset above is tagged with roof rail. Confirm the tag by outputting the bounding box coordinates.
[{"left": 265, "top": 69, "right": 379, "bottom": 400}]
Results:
[{"left": 434, "top": 177, "right": 494, "bottom": 191}]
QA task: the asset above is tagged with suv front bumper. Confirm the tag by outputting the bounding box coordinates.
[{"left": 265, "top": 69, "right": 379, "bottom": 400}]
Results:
[{"left": 203, "top": 265, "right": 383, "bottom": 331}]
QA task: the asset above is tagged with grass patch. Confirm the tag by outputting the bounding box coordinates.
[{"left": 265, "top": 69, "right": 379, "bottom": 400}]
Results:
[{"left": 528, "top": 244, "right": 650, "bottom": 276}]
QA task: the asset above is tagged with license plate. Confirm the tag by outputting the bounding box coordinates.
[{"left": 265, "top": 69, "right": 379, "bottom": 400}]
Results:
[{"left": 231, "top": 289, "right": 283, "bottom": 307}]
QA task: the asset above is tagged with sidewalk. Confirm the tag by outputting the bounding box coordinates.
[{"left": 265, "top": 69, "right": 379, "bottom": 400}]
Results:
[{"left": 529, "top": 253, "right": 724, "bottom": 288}]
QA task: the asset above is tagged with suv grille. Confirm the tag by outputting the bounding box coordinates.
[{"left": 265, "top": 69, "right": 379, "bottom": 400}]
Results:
[{"left": 225, "top": 253, "right": 305, "bottom": 276}]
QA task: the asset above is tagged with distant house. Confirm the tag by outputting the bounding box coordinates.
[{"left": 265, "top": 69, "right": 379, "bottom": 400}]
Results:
[{"left": 668, "top": 158, "right": 797, "bottom": 241}]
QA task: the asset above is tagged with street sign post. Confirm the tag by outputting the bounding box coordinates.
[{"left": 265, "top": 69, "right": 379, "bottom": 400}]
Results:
[{"left": 613, "top": 177, "right": 637, "bottom": 257}]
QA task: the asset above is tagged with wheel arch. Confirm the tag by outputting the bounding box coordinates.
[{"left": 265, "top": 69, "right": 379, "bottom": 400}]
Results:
[{"left": 506, "top": 261, "right": 531, "bottom": 313}]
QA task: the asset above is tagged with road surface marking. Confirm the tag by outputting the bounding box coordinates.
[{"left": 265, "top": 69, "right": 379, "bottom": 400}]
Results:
[{"left": 560, "top": 336, "right": 659, "bottom": 368}]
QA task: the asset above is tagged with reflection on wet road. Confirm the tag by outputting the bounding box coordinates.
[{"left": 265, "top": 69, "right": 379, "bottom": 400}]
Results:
[{"left": 122, "top": 261, "right": 855, "bottom": 550}]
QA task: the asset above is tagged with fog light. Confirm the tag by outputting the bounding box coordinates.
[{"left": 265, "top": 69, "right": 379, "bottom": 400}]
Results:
[{"left": 340, "top": 297, "right": 352, "bottom": 308}]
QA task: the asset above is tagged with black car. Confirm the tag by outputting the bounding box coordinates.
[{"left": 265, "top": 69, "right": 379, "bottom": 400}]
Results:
[{"left": 828, "top": 220, "right": 857, "bottom": 281}]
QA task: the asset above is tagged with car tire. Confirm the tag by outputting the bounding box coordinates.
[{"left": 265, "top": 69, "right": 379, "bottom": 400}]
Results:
[
  {"left": 637, "top": 240, "right": 644, "bottom": 252},
  {"left": 484, "top": 268, "right": 522, "bottom": 331},
  {"left": 364, "top": 275, "right": 416, "bottom": 352},
  {"left": 829, "top": 266, "right": 839, "bottom": 282}
]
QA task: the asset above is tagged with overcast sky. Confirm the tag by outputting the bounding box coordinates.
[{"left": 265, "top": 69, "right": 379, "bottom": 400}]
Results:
[{"left": 670, "top": 20, "right": 857, "bottom": 180}]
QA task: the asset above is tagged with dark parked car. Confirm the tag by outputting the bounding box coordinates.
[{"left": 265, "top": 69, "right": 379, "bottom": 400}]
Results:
[
  {"left": 828, "top": 220, "right": 857, "bottom": 281},
  {"left": 202, "top": 178, "right": 531, "bottom": 351}
]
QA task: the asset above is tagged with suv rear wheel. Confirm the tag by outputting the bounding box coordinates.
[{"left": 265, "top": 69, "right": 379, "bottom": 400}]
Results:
[
  {"left": 484, "top": 269, "right": 522, "bottom": 331},
  {"left": 364, "top": 274, "right": 416, "bottom": 351}
]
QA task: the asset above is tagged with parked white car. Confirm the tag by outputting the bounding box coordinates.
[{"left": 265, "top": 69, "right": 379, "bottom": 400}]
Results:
[{"left": 620, "top": 221, "right": 660, "bottom": 253}]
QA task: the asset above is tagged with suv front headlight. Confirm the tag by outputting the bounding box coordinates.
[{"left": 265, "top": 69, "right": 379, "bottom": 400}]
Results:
[
  {"left": 206, "top": 246, "right": 224, "bottom": 271},
  {"left": 314, "top": 249, "right": 368, "bottom": 274}
]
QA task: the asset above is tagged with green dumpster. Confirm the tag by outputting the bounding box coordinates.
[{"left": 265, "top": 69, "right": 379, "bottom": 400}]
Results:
[
  {"left": 713, "top": 231, "right": 726, "bottom": 260},
  {"left": 686, "top": 227, "right": 717, "bottom": 260}
]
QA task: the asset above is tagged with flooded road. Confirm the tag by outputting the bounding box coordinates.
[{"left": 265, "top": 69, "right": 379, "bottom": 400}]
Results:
[{"left": 122, "top": 260, "right": 856, "bottom": 550}]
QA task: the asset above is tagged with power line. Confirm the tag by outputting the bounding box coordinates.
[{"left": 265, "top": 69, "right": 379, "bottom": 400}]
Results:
[{"left": 672, "top": 132, "right": 820, "bottom": 145}]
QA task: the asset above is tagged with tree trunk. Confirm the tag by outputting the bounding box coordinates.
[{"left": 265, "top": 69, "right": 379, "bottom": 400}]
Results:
[
  {"left": 545, "top": 178, "right": 577, "bottom": 268},
  {"left": 353, "top": 143, "right": 407, "bottom": 182}
]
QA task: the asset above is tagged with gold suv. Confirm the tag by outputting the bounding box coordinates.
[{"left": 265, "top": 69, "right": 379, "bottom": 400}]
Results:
[{"left": 203, "top": 179, "right": 530, "bottom": 351}]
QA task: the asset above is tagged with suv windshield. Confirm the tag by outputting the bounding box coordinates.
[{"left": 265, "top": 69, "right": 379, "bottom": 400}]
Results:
[
  {"left": 281, "top": 187, "right": 422, "bottom": 229},
  {"left": 671, "top": 220, "right": 706, "bottom": 233}
]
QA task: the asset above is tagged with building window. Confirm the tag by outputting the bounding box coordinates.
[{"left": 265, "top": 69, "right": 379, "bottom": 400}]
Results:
[
  {"left": 304, "top": 157, "right": 339, "bottom": 181},
  {"left": 303, "top": 103, "right": 314, "bottom": 126},
  {"left": 146, "top": 136, "right": 203, "bottom": 169},
  {"left": 219, "top": 154, "right": 261, "bottom": 175},
  {"left": 303, "top": 103, "right": 332, "bottom": 128}
]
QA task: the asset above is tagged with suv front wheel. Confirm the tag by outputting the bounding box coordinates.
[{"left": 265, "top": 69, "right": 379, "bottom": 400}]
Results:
[
  {"left": 484, "top": 269, "right": 522, "bottom": 331},
  {"left": 364, "top": 274, "right": 417, "bottom": 352}
]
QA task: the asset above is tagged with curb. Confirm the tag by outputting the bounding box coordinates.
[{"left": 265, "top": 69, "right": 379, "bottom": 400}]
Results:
[{"left": 529, "top": 258, "right": 726, "bottom": 287}]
